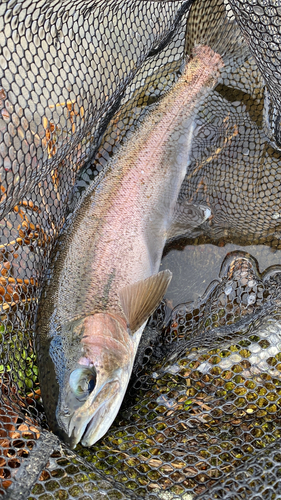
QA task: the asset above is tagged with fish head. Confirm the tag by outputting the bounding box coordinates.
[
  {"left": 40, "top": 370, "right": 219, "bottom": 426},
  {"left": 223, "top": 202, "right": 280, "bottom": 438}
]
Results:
[{"left": 48, "top": 313, "right": 135, "bottom": 448}]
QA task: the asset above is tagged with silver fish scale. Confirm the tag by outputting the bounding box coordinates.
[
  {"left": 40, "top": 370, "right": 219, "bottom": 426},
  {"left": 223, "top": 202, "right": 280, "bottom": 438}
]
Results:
[{"left": 2, "top": 0, "right": 281, "bottom": 498}]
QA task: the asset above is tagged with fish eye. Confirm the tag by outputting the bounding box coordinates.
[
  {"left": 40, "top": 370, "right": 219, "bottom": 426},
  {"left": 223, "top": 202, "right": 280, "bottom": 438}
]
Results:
[
  {"left": 87, "top": 376, "right": 96, "bottom": 393},
  {"left": 69, "top": 367, "right": 97, "bottom": 399}
]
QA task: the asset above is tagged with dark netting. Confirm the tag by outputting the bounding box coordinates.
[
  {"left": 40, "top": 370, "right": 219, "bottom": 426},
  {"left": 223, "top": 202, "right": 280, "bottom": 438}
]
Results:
[
  {"left": 228, "top": 0, "right": 281, "bottom": 151},
  {"left": 2, "top": 0, "right": 281, "bottom": 498}
]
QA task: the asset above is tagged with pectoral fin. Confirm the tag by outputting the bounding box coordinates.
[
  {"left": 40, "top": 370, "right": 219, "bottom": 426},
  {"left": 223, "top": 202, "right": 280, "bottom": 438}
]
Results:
[
  {"left": 167, "top": 201, "right": 211, "bottom": 241},
  {"left": 119, "top": 270, "right": 172, "bottom": 333}
]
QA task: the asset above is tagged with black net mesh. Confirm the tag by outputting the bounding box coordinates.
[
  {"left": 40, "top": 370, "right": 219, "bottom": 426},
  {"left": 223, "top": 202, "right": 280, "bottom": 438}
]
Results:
[{"left": 2, "top": 0, "right": 281, "bottom": 498}]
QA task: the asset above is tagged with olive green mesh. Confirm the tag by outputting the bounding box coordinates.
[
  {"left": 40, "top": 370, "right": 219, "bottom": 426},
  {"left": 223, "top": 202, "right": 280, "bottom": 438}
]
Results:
[{"left": 2, "top": 0, "right": 281, "bottom": 498}]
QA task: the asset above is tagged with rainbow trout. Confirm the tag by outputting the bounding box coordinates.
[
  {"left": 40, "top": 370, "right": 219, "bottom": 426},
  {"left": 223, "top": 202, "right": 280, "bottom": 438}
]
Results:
[{"left": 36, "top": 46, "right": 223, "bottom": 448}]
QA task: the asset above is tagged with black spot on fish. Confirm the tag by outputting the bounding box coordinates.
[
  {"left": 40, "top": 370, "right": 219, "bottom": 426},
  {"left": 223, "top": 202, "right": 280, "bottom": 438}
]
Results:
[{"left": 101, "top": 269, "right": 116, "bottom": 309}]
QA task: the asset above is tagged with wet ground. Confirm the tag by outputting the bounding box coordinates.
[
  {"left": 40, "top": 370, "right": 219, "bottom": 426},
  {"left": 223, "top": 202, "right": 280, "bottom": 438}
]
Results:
[{"left": 161, "top": 239, "right": 281, "bottom": 306}]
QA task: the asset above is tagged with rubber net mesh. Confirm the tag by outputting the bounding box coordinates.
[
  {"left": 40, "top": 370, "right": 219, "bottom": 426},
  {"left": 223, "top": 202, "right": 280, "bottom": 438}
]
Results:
[{"left": 1, "top": 0, "right": 281, "bottom": 498}]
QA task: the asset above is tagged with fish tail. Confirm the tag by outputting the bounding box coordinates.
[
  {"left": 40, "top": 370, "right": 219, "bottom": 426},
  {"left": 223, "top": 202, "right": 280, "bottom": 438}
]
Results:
[{"left": 184, "top": 0, "right": 247, "bottom": 65}]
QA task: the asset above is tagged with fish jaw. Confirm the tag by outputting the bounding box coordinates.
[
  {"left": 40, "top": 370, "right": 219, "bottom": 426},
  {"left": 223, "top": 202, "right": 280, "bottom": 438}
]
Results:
[
  {"left": 56, "top": 313, "right": 137, "bottom": 448},
  {"left": 66, "top": 372, "right": 122, "bottom": 448}
]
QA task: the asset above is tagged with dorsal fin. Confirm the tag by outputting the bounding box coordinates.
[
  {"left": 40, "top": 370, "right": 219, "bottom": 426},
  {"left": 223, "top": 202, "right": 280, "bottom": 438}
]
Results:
[{"left": 119, "top": 270, "right": 172, "bottom": 333}]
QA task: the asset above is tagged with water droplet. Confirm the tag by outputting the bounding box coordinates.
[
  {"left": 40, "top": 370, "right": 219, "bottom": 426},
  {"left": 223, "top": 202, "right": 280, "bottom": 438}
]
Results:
[
  {"left": 156, "top": 395, "right": 176, "bottom": 409},
  {"left": 248, "top": 293, "right": 256, "bottom": 306}
]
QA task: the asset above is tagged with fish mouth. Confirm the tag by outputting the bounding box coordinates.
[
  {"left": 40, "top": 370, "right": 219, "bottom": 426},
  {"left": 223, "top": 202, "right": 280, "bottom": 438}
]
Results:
[
  {"left": 80, "top": 397, "right": 113, "bottom": 446},
  {"left": 68, "top": 379, "right": 120, "bottom": 447}
]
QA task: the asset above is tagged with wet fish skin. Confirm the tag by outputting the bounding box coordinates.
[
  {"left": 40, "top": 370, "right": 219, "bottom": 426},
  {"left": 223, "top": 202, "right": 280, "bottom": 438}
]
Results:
[{"left": 36, "top": 46, "right": 223, "bottom": 448}]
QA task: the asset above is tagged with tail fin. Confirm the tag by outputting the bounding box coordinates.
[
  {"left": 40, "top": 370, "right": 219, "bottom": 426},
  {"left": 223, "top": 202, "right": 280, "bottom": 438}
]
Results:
[{"left": 184, "top": 0, "right": 247, "bottom": 65}]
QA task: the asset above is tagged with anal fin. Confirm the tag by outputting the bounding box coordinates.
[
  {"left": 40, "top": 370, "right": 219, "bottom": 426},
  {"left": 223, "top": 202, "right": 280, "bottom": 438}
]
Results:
[{"left": 119, "top": 270, "right": 172, "bottom": 334}]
